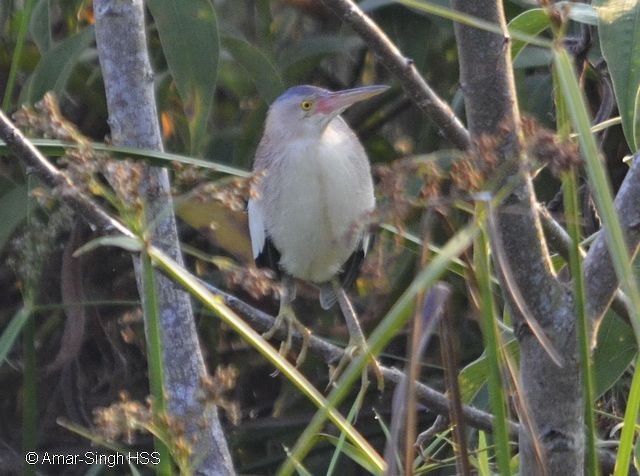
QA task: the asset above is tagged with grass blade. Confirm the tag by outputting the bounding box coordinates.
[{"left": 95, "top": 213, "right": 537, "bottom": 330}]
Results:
[
  {"left": 140, "top": 252, "right": 173, "bottom": 476},
  {"left": 278, "top": 220, "right": 481, "bottom": 475},
  {"left": 0, "top": 138, "right": 250, "bottom": 177},
  {"left": 2, "top": 0, "right": 36, "bottom": 112},
  {"left": 146, "top": 246, "right": 386, "bottom": 474},
  {"left": 474, "top": 202, "right": 511, "bottom": 476},
  {"left": 0, "top": 306, "right": 33, "bottom": 365}
]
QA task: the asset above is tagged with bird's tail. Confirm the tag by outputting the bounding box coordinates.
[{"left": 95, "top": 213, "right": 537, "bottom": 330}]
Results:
[{"left": 319, "top": 284, "right": 337, "bottom": 310}]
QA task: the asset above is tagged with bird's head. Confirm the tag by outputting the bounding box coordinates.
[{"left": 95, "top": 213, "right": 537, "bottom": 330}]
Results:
[{"left": 265, "top": 84, "right": 389, "bottom": 137}]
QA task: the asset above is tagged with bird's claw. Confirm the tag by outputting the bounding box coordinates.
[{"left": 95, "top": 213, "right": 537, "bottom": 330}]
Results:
[
  {"left": 262, "top": 306, "right": 310, "bottom": 367},
  {"left": 327, "top": 340, "right": 384, "bottom": 392}
]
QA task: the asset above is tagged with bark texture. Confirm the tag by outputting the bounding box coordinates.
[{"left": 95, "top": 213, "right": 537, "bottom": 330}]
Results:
[
  {"left": 451, "top": 1, "right": 582, "bottom": 474},
  {"left": 93, "top": 1, "right": 234, "bottom": 474},
  {"left": 585, "top": 155, "right": 640, "bottom": 324}
]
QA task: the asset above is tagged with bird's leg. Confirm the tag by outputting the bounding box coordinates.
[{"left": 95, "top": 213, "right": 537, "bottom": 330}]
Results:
[
  {"left": 262, "top": 275, "right": 310, "bottom": 367},
  {"left": 328, "top": 280, "right": 384, "bottom": 391}
]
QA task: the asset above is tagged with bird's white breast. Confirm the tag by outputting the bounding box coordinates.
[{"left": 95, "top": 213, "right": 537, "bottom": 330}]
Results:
[{"left": 262, "top": 120, "right": 374, "bottom": 283}]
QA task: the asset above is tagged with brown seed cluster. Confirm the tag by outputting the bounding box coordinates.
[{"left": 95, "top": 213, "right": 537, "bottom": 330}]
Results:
[
  {"left": 522, "top": 117, "right": 581, "bottom": 177},
  {"left": 190, "top": 173, "right": 263, "bottom": 213},
  {"left": 199, "top": 366, "right": 240, "bottom": 425},
  {"left": 13, "top": 93, "right": 84, "bottom": 143},
  {"left": 93, "top": 392, "right": 153, "bottom": 444},
  {"left": 93, "top": 391, "right": 194, "bottom": 468},
  {"left": 373, "top": 157, "right": 444, "bottom": 232},
  {"left": 14, "top": 94, "right": 109, "bottom": 184},
  {"left": 222, "top": 261, "right": 281, "bottom": 301}
]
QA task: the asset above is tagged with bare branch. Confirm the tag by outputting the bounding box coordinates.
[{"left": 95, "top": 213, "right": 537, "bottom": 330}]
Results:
[
  {"left": 584, "top": 155, "right": 640, "bottom": 324},
  {"left": 319, "top": 0, "right": 471, "bottom": 150},
  {"left": 538, "top": 204, "right": 632, "bottom": 325},
  {"left": 0, "top": 111, "right": 132, "bottom": 237},
  {"left": 93, "top": 0, "right": 233, "bottom": 473},
  {"left": 451, "top": 1, "right": 580, "bottom": 473},
  {"left": 209, "top": 281, "right": 518, "bottom": 438}
]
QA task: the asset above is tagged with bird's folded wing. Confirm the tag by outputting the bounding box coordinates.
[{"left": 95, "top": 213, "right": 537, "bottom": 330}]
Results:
[{"left": 247, "top": 199, "right": 266, "bottom": 259}]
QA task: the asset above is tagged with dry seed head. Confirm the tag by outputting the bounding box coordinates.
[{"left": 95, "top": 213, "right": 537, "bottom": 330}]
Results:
[
  {"left": 199, "top": 367, "right": 241, "bottom": 424},
  {"left": 522, "top": 117, "right": 580, "bottom": 176}
]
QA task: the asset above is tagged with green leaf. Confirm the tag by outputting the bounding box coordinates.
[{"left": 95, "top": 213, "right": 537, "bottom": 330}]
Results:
[
  {"left": 73, "top": 235, "right": 143, "bottom": 257},
  {"left": 29, "top": 0, "right": 51, "bottom": 53},
  {"left": 458, "top": 337, "right": 519, "bottom": 403},
  {"left": 318, "top": 434, "right": 382, "bottom": 475},
  {"left": 0, "top": 184, "right": 30, "bottom": 252},
  {"left": 562, "top": 2, "right": 598, "bottom": 25},
  {"left": 508, "top": 9, "right": 550, "bottom": 61},
  {"left": 635, "top": 82, "right": 640, "bottom": 150},
  {"left": 278, "top": 35, "right": 364, "bottom": 70},
  {"left": 26, "top": 25, "right": 95, "bottom": 104},
  {"left": 0, "top": 138, "right": 250, "bottom": 177},
  {"left": 0, "top": 306, "right": 32, "bottom": 366},
  {"left": 146, "top": 0, "right": 219, "bottom": 154},
  {"left": 148, "top": 246, "right": 386, "bottom": 474},
  {"left": 593, "top": 310, "right": 638, "bottom": 397},
  {"left": 594, "top": 0, "right": 640, "bottom": 151},
  {"left": 477, "top": 431, "right": 491, "bottom": 476},
  {"left": 222, "top": 35, "right": 284, "bottom": 104}
]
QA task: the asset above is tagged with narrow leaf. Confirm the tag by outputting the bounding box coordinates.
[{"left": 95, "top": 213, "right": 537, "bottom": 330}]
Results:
[
  {"left": 26, "top": 26, "right": 95, "bottom": 104},
  {"left": 0, "top": 184, "right": 30, "bottom": 252},
  {"left": 146, "top": 0, "right": 219, "bottom": 154},
  {"left": 222, "top": 35, "right": 284, "bottom": 104},
  {"left": 73, "top": 235, "right": 143, "bottom": 257},
  {"left": 319, "top": 434, "right": 381, "bottom": 474},
  {"left": 595, "top": 0, "right": 640, "bottom": 151},
  {"left": 508, "top": 9, "right": 550, "bottom": 61},
  {"left": 0, "top": 139, "right": 250, "bottom": 177},
  {"left": 0, "top": 307, "right": 32, "bottom": 365},
  {"left": 30, "top": 0, "right": 52, "bottom": 53}
]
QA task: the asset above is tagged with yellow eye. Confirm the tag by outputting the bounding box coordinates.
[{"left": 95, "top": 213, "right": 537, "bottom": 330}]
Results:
[{"left": 300, "top": 100, "right": 313, "bottom": 111}]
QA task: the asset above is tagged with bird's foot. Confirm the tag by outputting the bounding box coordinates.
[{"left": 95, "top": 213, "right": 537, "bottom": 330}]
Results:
[
  {"left": 327, "top": 337, "right": 384, "bottom": 392},
  {"left": 262, "top": 305, "right": 310, "bottom": 367}
]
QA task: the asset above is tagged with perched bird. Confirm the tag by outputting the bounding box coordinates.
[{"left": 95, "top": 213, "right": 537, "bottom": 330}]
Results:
[{"left": 248, "top": 84, "right": 388, "bottom": 384}]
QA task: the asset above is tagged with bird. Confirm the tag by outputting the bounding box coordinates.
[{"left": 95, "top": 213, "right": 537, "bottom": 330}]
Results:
[{"left": 248, "top": 84, "right": 388, "bottom": 386}]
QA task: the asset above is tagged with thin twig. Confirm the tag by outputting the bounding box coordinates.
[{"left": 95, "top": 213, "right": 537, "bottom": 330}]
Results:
[
  {"left": 319, "top": 0, "right": 471, "bottom": 150},
  {"left": 211, "top": 281, "right": 518, "bottom": 438},
  {"left": 0, "top": 110, "right": 132, "bottom": 237}
]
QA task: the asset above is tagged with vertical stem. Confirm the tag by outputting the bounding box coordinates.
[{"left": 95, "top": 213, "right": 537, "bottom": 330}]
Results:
[
  {"left": 21, "top": 306, "right": 36, "bottom": 476},
  {"left": 554, "top": 63, "right": 599, "bottom": 476},
  {"left": 439, "top": 308, "right": 471, "bottom": 475},
  {"left": 2, "top": 0, "right": 36, "bottom": 112},
  {"left": 140, "top": 251, "right": 172, "bottom": 476},
  {"left": 93, "top": 1, "right": 234, "bottom": 473},
  {"left": 563, "top": 171, "right": 599, "bottom": 476},
  {"left": 22, "top": 169, "right": 37, "bottom": 476},
  {"left": 475, "top": 204, "right": 511, "bottom": 476}
]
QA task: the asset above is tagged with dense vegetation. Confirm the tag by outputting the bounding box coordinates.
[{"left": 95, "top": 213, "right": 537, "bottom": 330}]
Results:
[{"left": 1, "top": 0, "right": 639, "bottom": 475}]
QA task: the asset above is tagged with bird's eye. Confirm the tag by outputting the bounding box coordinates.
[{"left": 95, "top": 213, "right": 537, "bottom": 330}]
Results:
[{"left": 300, "top": 100, "right": 313, "bottom": 111}]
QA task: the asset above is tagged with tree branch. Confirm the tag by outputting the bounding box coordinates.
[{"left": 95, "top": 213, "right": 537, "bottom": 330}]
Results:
[
  {"left": 584, "top": 155, "right": 640, "bottom": 324},
  {"left": 538, "top": 204, "right": 632, "bottom": 325},
  {"left": 451, "top": 1, "right": 581, "bottom": 474},
  {"left": 93, "top": 1, "right": 233, "bottom": 473},
  {"left": 319, "top": 0, "right": 471, "bottom": 150}
]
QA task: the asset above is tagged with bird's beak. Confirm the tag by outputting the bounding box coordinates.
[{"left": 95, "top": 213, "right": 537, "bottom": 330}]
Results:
[{"left": 316, "top": 85, "right": 389, "bottom": 117}]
